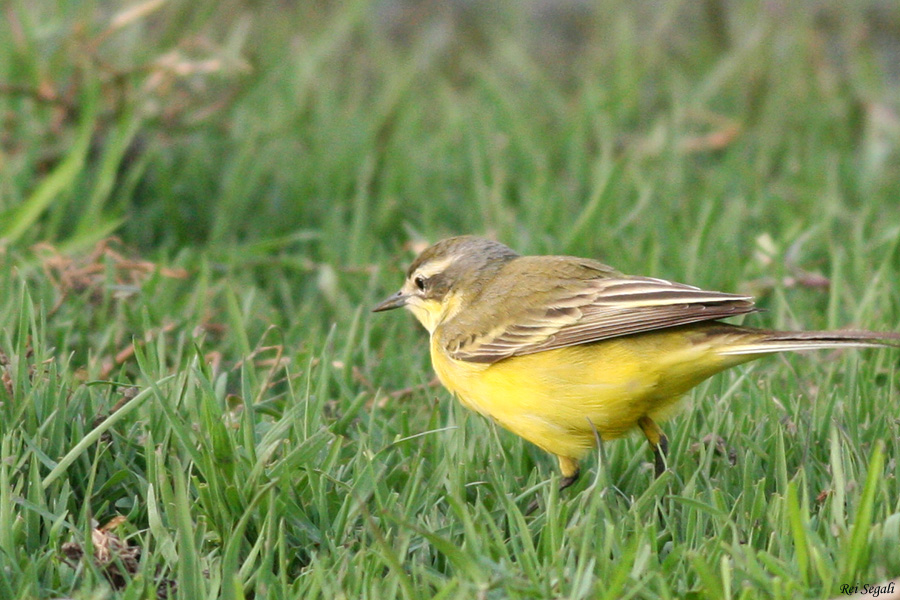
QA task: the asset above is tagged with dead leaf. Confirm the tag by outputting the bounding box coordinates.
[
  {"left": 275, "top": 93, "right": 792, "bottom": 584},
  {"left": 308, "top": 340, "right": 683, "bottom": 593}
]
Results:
[{"left": 61, "top": 519, "right": 140, "bottom": 590}]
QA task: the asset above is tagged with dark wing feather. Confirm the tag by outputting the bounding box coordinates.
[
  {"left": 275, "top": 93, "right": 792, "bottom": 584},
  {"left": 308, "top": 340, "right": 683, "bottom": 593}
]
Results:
[{"left": 440, "top": 260, "right": 757, "bottom": 364}]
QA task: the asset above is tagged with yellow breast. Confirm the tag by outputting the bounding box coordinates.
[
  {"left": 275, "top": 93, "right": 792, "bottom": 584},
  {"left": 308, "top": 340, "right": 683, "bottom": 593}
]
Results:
[{"left": 429, "top": 328, "right": 752, "bottom": 460}]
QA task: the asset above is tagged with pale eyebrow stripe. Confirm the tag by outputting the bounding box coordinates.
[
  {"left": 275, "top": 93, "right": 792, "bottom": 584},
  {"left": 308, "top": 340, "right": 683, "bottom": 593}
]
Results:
[{"left": 413, "top": 256, "right": 456, "bottom": 279}]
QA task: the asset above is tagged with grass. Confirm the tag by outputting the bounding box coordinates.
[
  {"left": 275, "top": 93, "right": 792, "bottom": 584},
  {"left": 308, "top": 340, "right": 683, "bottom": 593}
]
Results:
[{"left": 2, "top": 0, "right": 900, "bottom": 598}]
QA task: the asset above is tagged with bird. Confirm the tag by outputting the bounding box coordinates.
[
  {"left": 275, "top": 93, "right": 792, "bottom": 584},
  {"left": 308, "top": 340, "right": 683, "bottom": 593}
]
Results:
[{"left": 373, "top": 235, "right": 898, "bottom": 494}]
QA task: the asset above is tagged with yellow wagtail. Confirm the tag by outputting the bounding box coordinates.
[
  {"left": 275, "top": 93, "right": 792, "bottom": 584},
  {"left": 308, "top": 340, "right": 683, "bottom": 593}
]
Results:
[{"left": 374, "top": 235, "right": 898, "bottom": 491}]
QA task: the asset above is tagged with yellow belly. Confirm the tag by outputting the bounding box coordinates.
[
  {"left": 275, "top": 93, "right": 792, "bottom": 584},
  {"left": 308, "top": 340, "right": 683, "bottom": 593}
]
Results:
[{"left": 430, "top": 327, "right": 756, "bottom": 461}]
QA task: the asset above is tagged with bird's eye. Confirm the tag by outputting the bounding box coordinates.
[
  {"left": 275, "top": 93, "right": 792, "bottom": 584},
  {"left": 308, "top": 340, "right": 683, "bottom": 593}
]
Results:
[{"left": 414, "top": 275, "right": 426, "bottom": 291}]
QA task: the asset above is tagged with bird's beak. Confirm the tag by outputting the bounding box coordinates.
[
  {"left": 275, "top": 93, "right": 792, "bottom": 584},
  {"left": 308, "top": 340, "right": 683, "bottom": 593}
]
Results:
[{"left": 372, "top": 291, "right": 409, "bottom": 312}]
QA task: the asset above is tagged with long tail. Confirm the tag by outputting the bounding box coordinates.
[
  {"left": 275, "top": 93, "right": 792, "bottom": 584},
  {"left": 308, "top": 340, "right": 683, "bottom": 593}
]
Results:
[{"left": 717, "top": 329, "right": 900, "bottom": 356}]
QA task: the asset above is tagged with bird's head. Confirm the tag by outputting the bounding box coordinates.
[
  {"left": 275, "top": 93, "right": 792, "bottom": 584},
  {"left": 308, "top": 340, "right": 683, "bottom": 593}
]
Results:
[{"left": 373, "top": 236, "right": 519, "bottom": 333}]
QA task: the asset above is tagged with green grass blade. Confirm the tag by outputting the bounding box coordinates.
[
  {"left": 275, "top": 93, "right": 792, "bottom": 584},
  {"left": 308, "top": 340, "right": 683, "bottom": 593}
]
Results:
[
  {"left": 0, "top": 73, "right": 98, "bottom": 243},
  {"left": 41, "top": 376, "right": 175, "bottom": 489}
]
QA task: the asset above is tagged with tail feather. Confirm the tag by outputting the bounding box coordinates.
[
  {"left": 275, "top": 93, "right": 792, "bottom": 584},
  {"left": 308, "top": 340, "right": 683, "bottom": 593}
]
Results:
[{"left": 717, "top": 329, "right": 900, "bottom": 356}]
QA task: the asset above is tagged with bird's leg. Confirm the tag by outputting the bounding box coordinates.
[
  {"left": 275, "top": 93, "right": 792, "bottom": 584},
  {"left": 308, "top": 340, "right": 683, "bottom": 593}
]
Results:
[
  {"left": 557, "top": 456, "right": 581, "bottom": 492},
  {"left": 638, "top": 416, "right": 668, "bottom": 477},
  {"left": 526, "top": 456, "right": 580, "bottom": 514}
]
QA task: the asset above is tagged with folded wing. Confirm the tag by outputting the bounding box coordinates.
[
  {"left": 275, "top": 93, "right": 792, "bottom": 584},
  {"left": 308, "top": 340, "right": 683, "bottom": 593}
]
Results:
[{"left": 441, "top": 265, "right": 757, "bottom": 364}]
